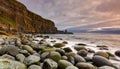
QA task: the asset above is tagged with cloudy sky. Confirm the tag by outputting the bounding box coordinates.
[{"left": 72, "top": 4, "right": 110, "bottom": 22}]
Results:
[{"left": 19, "top": 0, "right": 120, "bottom": 30}]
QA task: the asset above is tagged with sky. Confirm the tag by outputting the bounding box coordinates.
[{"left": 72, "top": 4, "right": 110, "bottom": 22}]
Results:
[{"left": 18, "top": 0, "right": 120, "bottom": 30}]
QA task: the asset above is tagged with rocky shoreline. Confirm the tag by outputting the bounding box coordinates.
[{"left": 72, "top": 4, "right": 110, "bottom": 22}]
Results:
[{"left": 0, "top": 34, "right": 119, "bottom": 69}]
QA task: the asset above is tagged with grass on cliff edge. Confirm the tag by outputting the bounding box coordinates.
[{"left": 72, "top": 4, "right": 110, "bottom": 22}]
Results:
[{"left": 0, "top": 16, "right": 16, "bottom": 25}]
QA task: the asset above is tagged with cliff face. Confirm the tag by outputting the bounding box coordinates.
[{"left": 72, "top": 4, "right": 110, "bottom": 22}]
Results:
[{"left": 0, "top": 0, "right": 58, "bottom": 34}]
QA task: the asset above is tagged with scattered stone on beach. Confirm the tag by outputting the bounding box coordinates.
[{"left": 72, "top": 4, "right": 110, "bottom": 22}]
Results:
[
  {"left": 88, "top": 48, "right": 95, "bottom": 53},
  {"left": 43, "top": 59, "right": 58, "bottom": 69},
  {"left": 97, "top": 45, "right": 109, "bottom": 50},
  {"left": 76, "top": 62, "right": 97, "bottom": 69},
  {"left": 39, "top": 39, "right": 47, "bottom": 44},
  {"left": 94, "top": 51, "right": 109, "bottom": 59},
  {"left": 98, "top": 66, "right": 115, "bottom": 69},
  {"left": 73, "top": 55, "right": 86, "bottom": 63},
  {"left": 62, "top": 56, "right": 68, "bottom": 60},
  {"left": 77, "top": 50, "right": 88, "bottom": 57},
  {"left": 58, "top": 60, "right": 73, "bottom": 69},
  {"left": 22, "top": 45, "right": 36, "bottom": 54},
  {"left": 49, "top": 51, "right": 61, "bottom": 62},
  {"left": 56, "top": 48, "right": 65, "bottom": 56},
  {"left": 19, "top": 50, "right": 30, "bottom": 56},
  {"left": 115, "top": 50, "right": 120, "bottom": 57},
  {"left": 76, "top": 43, "right": 87, "bottom": 46},
  {"left": 16, "top": 54, "right": 25, "bottom": 63},
  {"left": 40, "top": 52, "right": 49, "bottom": 61},
  {"left": 67, "top": 56, "right": 75, "bottom": 65},
  {"left": 66, "top": 66, "right": 78, "bottom": 69},
  {"left": 42, "top": 47, "right": 56, "bottom": 52},
  {"left": 74, "top": 46, "right": 87, "bottom": 51},
  {"left": 93, "top": 56, "right": 113, "bottom": 67},
  {"left": 53, "top": 43, "right": 65, "bottom": 48},
  {"left": 1, "top": 54, "right": 15, "bottom": 60},
  {"left": 28, "top": 65, "right": 42, "bottom": 69},
  {"left": 24, "top": 54, "right": 40, "bottom": 65},
  {"left": 65, "top": 52, "right": 76, "bottom": 57},
  {"left": 0, "top": 59, "right": 26, "bottom": 69},
  {"left": 62, "top": 41, "right": 68, "bottom": 44},
  {"left": 106, "top": 52, "right": 115, "bottom": 57},
  {"left": 0, "top": 46, "right": 19, "bottom": 56},
  {"left": 63, "top": 47, "right": 72, "bottom": 52}
]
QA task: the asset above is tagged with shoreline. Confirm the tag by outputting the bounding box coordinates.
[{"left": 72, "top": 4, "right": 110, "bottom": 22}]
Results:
[{"left": 0, "top": 34, "right": 120, "bottom": 69}]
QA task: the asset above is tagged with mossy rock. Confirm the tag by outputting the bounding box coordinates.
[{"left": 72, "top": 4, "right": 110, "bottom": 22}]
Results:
[
  {"left": 49, "top": 51, "right": 61, "bottom": 62},
  {"left": 53, "top": 43, "right": 65, "bottom": 48},
  {"left": 42, "top": 47, "right": 56, "bottom": 52},
  {"left": 0, "top": 59, "right": 26, "bottom": 69},
  {"left": 58, "top": 60, "right": 73, "bottom": 69},
  {"left": 94, "top": 51, "right": 109, "bottom": 59},
  {"left": 74, "top": 46, "right": 87, "bottom": 51}
]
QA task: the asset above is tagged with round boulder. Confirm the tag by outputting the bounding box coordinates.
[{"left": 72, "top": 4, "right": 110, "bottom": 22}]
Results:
[
  {"left": 94, "top": 51, "right": 109, "bottom": 59},
  {"left": 115, "top": 50, "right": 120, "bottom": 57},
  {"left": 76, "top": 62, "right": 97, "bottom": 69},
  {"left": 93, "top": 56, "right": 113, "bottom": 67},
  {"left": 49, "top": 51, "right": 61, "bottom": 62},
  {"left": 77, "top": 50, "right": 88, "bottom": 57}
]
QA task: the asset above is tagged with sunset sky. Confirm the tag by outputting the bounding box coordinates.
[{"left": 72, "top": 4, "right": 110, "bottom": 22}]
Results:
[{"left": 19, "top": 0, "right": 120, "bottom": 30}]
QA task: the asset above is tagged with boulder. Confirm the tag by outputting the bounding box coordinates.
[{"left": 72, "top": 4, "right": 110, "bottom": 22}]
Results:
[
  {"left": 58, "top": 60, "right": 73, "bottom": 69},
  {"left": 0, "top": 59, "right": 26, "bottom": 69},
  {"left": 22, "top": 45, "right": 36, "bottom": 54},
  {"left": 28, "top": 65, "right": 42, "bottom": 69},
  {"left": 49, "top": 51, "right": 61, "bottom": 62},
  {"left": 115, "top": 50, "right": 120, "bottom": 57},
  {"left": 43, "top": 59, "right": 58, "bottom": 69},
  {"left": 16, "top": 54, "right": 25, "bottom": 63},
  {"left": 94, "top": 51, "right": 109, "bottom": 59},
  {"left": 77, "top": 50, "right": 88, "bottom": 57},
  {"left": 63, "top": 47, "right": 72, "bottom": 52},
  {"left": 24, "top": 55, "right": 40, "bottom": 65},
  {"left": 66, "top": 66, "right": 78, "bottom": 69},
  {"left": 93, "top": 56, "right": 113, "bottom": 67},
  {"left": 76, "top": 62, "right": 97, "bottom": 69},
  {"left": 53, "top": 43, "right": 65, "bottom": 48}
]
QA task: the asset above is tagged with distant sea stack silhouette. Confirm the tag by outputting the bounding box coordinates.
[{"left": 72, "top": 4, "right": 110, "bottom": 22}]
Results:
[{"left": 0, "top": 0, "right": 60, "bottom": 34}]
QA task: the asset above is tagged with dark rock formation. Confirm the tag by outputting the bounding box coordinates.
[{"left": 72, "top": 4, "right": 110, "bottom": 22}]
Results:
[{"left": 0, "top": 0, "right": 58, "bottom": 34}]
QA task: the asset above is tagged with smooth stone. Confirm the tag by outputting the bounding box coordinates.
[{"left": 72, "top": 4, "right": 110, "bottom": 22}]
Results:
[
  {"left": 94, "top": 51, "right": 109, "bottom": 59},
  {"left": 67, "top": 56, "right": 75, "bottom": 65},
  {"left": 74, "top": 55, "right": 86, "bottom": 63},
  {"left": 74, "top": 46, "right": 87, "bottom": 51},
  {"left": 24, "top": 55, "right": 40, "bottom": 65},
  {"left": 28, "top": 65, "right": 42, "bottom": 69},
  {"left": 63, "top": 47, "right": 72, "bottom": 52},
  {"left": 19, "top": 50, "right": 30, "bottom": 56},
  {"left": 76, "top": 62, "right": 97, "bottom": 69},
  {"left": 16, "top": 54, "right": 25, "bottom": 63},
  {"left": 58, "top": 60, "right": 73, "bottom": 69},
  {"left": 53, "top": 43, "right": 65, "bottom": 48},
  {"left": 77, "top": 50, "right": 88, "bottom": 57},
  {"left": 66, "top": 66, "right": 78, "bottom": 69},
  {"left": 43, "top": 59, "right": 58, "bottom": 69},
  {"left": 62, "top": 56, "right": 68, "bottom": 60},
  {"left": 0, "top": 46, "right": 7, "bottom": 55},
  {"left": 93, "top": 56, "right": 113, "bottom": 67},
  {"left": 22, "top": 45, "right": 36, "bottom": 54},
  {"left": 115, "top": 50, "right": 120, "bottom": 57},
  {"left": 98, "top": 66, "right": 115, "bottom": 69},
  {"left": 7, "top": 46, "right": 19, "bottom": 56},
  {"left": 49, "top": 51, "right": 61, "bottom": 62},
  {"left": 56, "top": 48, "right": 65, "bottom": 56},
  {"left": 1, "top": 54, "right": 15, "bottom": 60},
  {"left": 42, "top": 47, "right": 56, "bottom": 52},
  {"left": 40, "top": 52, "right": 49, "bottom": 61},
  {"left": 0, "top": 59, "right": 26, "bottom": 69}
]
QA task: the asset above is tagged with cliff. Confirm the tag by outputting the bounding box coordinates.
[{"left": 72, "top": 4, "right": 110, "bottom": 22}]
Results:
[{"left": 0, "top": 0, "right": 58, "bottom": 34}]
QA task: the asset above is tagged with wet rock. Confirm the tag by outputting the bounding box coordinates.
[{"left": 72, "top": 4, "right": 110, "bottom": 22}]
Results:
[
  {"left": 66, "top": 66, "right": 78, "bottom": 69},
  {"left": 88, "top": 48, "right": 95, "bottom": 53},
  {"left": 74, "top": 55, "right": 86, "bottom": 63},
  {"left": 98, "top": 66, "right": 115, "bottom": 69},
  {"left": 28, "top": 65, "right": 42, "bottom": 69},
  {"left": 24, "top": 55, "right": 40, "bottom": 65},
  {"left": 58, "top": 60, "right": 73, "bottom": 69},
  {"left": 63, "top": 47, "right": 72, "bottom": 52},
  {"left": 94, "top": 51, "right": 109, "bottom": 59},
  {"left": 49, "top": 51, "right": 61, "bottom": 62},
  {"left": 7, "top": 46, "right": 19, "bottom": 56},
  {"left": 76, "top": 62, "right": 97, "bottom": 69},
  {"left": 115, "top": 50, "right": 120, "bottom": 57},
  {"left": 77, "top": 50, "right": 88, "bottom": 57},
  {"left": 93, "top": 56, "right": 113, "bottom": 67},
  {"left": 43, "top": 59, "right": 58, "bottom": 69},
  {"left": 62, "top": 41, "right": 68, "bottom": 44},
  {"left": 40, "top": 52, "right": 49, "bottom": 61},
  {"left": 1, "top": 54, "right": 15, "bottom": 60},
  {"left": 74, "top": 46, "right": 87, "bottom": 51},
  {"left": 53, "top": 43, "right": 65, "bottom": 48},
  {"left": 0, "top": 59, "right": 26, "bottom": 69},
  {"left": 22, "top": 45, "right": 36, "bottom": 54},
  {"left": 67, "top": 56, "right": 75, "bottom": 65},
  {"left": 16, "top": 54, "right": 25, "bottom": 63},
  {"left": 56, "top": 48, "right": 65, "bottom": 56},
  {"left": 42, "top": 47, "right": 56, "bottom": 52}
]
